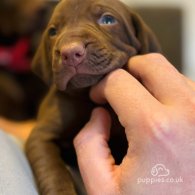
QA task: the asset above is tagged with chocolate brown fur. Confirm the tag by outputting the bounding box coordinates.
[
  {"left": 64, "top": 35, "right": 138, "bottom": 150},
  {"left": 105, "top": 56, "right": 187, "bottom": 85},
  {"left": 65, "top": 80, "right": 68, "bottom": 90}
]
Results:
[{"left": 26, "top": 0, "right": 161, "bottom": 194}]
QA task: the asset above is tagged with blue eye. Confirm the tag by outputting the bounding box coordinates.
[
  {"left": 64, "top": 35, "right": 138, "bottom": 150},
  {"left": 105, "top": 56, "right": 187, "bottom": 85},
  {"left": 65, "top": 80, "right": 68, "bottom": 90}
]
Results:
[{"left": 98, "top": 15, "right": 117, "bottom": 25}]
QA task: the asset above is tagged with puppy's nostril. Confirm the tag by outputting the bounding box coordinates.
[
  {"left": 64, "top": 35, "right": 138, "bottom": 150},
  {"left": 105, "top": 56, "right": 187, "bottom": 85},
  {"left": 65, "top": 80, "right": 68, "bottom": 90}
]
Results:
[
  {"left": 74, "top": 50, "right": 85, "bottom": 59},
  {"left": 75, "top": 53, "right": 82, "bottom": 57}
]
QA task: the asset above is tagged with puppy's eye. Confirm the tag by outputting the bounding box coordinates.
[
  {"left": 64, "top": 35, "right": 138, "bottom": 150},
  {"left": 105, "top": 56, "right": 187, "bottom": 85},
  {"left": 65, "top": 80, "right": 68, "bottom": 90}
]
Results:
[
  {"left": 98, "top": 14, "right": 117, "bottom": 25},
  {"left": 48, "top": 27, "right": 57, "bottom": 36}
]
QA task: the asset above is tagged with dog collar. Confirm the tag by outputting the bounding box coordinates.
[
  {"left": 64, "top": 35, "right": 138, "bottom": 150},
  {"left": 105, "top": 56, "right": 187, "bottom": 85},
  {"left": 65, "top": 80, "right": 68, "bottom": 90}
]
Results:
[{"left": 0, "top": 37, "right": 31, "bottom": 72}]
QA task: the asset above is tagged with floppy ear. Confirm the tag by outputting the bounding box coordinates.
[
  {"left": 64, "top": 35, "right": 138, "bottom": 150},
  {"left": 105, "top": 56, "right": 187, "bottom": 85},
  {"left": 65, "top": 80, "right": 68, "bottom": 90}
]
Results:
[
  {"left": 124, "top": 10, "right": 161, "bottom": 54},
  {"left": 31, "top": 31, "right": 53, "bottom": 85},
  {"left": 132, "top": 11, "right": 161, "bottom": 53}
]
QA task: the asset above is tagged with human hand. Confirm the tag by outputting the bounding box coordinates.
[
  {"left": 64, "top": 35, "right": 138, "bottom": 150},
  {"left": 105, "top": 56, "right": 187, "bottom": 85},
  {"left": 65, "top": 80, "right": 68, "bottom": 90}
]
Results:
[{"left": 74, "top": 54, "right": 195, "bottom": 195}]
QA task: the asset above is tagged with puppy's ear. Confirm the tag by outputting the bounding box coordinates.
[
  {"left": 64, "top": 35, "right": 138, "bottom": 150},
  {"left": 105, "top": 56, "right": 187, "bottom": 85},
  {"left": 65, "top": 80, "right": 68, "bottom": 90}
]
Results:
[
  {"left": 31, "top": 31, "right": 53, "bottom": 85},
  {"left": 125, "top": 11, "right": 161, "bottom": 53}
]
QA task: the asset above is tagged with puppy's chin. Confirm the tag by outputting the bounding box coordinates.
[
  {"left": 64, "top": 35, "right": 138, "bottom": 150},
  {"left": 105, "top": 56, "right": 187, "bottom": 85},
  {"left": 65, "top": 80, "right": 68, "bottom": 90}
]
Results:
[
  {"left": 55, "top": 74, "right": 104, "bottom": 91},
  {"left": 68, "top": 74, "right": 104, "bottom": 89}
]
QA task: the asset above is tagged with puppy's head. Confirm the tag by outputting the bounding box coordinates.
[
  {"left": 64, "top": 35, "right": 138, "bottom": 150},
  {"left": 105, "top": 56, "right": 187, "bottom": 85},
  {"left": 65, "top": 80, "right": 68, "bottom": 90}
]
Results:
[{"left": 32, "top": 0, "right": 161, "bottom": 91}]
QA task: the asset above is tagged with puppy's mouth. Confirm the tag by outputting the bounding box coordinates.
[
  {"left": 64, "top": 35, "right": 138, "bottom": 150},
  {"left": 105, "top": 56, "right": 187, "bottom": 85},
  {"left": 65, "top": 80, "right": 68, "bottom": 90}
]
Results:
[
  {"left": 53, "top": 66, "right": 104, "bottom": 91},
  {"left": 68, "top": 74, "right": 104, "bottom": 89}
]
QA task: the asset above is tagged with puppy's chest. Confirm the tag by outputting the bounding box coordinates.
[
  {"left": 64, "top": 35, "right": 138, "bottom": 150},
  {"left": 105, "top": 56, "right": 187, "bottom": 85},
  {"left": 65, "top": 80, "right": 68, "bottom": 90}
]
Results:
[
  {"left": 60, "top": 97, "right": 120, "bottom": 138},
  {"left": 58, "top": 97, "right": 127, "bottom": 163}
]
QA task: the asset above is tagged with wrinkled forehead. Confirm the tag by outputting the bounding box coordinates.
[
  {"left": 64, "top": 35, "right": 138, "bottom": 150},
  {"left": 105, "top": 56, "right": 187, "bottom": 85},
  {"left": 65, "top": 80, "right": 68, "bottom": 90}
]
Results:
[
  {"left": 57, "top": 0, "right": 125, "bottom": 9},
  {"left": 50, "top": 0, "right": 128, "bottom": 24}
]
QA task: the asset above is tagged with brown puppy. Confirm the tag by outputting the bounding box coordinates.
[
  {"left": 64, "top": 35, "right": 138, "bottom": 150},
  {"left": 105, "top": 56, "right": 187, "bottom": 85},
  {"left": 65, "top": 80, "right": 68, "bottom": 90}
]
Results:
[{"left": 26, "top": 0, "right": 161, "bottom": 194}]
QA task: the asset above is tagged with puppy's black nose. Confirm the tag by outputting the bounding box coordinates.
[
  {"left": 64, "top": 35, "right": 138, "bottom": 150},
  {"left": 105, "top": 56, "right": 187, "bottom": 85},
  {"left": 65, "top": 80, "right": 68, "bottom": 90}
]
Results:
[{"left": 60, "top": 42, "right": 86, "bottom": 67}]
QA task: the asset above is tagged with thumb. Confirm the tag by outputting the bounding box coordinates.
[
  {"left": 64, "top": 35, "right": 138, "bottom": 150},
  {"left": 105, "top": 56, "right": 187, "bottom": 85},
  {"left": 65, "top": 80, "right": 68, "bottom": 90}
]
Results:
[{"left": 74, "top": 107, "right": 118, "bottom": 195}]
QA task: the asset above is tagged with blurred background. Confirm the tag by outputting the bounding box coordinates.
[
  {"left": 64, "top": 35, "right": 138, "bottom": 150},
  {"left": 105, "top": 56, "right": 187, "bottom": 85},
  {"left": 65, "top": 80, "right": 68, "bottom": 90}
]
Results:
[
  {"left": 0, "top": 0, "right": 53, "bottom": 120},
  {"left": 0, "top": 0, "right": 194, "bottom": 121}
]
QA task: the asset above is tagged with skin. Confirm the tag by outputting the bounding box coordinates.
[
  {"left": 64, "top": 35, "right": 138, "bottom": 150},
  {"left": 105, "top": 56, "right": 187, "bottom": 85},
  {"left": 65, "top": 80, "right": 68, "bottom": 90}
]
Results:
[
  {"left": 74, "top": 53, "right": 195, "bottom": 195},
  {"left": 1, "top": 53, "right": 195, "bottom": 194}
]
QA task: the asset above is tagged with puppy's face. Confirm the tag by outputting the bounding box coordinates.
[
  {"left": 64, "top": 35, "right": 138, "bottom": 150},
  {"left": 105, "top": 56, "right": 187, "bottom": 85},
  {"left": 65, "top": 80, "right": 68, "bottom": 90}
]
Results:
[{"left": 33, "top": 0, "right": 160, "bottom": 91}]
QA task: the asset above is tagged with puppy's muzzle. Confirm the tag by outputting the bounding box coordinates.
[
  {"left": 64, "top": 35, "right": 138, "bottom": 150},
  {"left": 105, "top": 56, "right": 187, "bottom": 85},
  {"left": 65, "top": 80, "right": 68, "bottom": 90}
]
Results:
[{"left": 58, "top": 42, "right": 86, "bottom": 67}]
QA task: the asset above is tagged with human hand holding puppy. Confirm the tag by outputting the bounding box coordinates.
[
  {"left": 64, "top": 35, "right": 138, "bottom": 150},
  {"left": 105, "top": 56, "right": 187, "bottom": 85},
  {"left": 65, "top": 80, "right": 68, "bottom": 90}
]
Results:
[{"left": 74, "top": 54, "right": 195, "bottom": 195}]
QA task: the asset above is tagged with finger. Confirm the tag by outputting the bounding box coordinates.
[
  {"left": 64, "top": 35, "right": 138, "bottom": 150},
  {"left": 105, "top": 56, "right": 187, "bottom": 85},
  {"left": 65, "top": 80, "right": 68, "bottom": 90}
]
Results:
[
  {"left": 74, "top": 108, "right": 117, "bottom": 194},
  {"left": 128, "top": 53, "right": 193, "bottom": 104},
  {"left": 90, "top": 69, "right": 161, "bottom": 128}
]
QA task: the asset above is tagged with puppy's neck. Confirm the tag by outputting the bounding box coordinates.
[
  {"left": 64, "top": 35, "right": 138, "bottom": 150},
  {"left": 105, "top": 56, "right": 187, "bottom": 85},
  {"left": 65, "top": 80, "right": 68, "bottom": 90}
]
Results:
[{"left": 63, "top": 86, "right": 91, "bottom": 100}]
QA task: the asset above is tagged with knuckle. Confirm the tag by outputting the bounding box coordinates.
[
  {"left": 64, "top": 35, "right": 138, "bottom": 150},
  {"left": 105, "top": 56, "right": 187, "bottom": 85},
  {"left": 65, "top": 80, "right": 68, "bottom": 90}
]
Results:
[
  {"left": 146, "top": 113, "right": 171, "bottom": 138},
  {"left": 131, "top": 53, "right": 166, "bottom": 65},
  {"left": 146, "top": 53, "right": 174, "bottom": 69},
  {"left": 129, "top": 53, "right": 178, "bottom": 76},
  {"left": 146, "top": 53, "right": 166, "bottom": 61}
]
